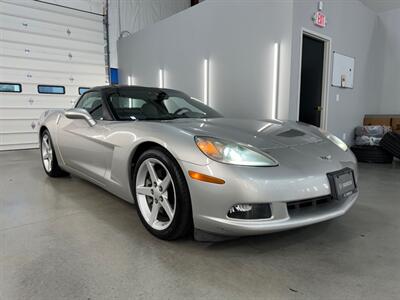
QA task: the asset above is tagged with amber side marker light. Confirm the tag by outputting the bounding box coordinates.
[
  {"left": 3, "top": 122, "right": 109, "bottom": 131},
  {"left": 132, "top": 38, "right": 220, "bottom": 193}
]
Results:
[{"left": 188, "top": 171, "right": 225, "bottom": 184}]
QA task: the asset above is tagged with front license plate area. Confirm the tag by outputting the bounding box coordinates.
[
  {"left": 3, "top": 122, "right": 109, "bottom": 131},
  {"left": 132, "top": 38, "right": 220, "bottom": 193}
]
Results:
[{"left": 327, "top": 168, "right": 357, "bottom": 201}]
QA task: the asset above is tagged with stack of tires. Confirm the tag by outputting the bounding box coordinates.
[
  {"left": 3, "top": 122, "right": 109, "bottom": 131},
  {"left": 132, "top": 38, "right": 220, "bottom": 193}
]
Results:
[
  {"left": 380, "top": 131, "right": 400, "bottom": 160},
  {"left": 351, "top": 126, "right": 393, "bottom": 163}
]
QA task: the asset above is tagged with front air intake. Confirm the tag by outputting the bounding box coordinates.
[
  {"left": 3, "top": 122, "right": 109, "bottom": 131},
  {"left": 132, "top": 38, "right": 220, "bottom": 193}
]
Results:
[{"left": 286, "top": 195, "right": 334, "bottom": 215}]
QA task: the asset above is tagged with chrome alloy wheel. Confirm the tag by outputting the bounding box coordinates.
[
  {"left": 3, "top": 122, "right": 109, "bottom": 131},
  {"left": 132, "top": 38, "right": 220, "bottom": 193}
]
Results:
[
  {"left": 136, "top": 158, "right": 176, "bottom": 231},
  {"left": 41, "top": 134, "right": 53, "bottom": 173}
]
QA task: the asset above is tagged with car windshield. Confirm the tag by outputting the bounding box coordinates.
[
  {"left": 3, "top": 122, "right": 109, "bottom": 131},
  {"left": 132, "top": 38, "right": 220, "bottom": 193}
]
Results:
[{"left": 107, "top": 88, "right": 222, "bottom": 121}]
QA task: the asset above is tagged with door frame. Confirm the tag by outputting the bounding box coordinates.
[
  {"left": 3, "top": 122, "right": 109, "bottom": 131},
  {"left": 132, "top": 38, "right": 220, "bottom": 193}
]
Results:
[{"left": 296, "top": 28, "right": 332, "bottom": 130}]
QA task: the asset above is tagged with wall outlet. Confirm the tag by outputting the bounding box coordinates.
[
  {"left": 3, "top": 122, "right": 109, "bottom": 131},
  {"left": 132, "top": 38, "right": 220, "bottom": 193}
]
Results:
[
  {"left": 342, "top": 133, "right": 347, "bottom": 141},
  {"left": 336, "top": 94, "right": 340, "bottom": 102}
]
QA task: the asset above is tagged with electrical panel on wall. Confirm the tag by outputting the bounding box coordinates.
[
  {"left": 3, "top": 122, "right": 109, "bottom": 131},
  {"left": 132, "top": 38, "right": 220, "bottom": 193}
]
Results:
[{"left": 332, "top": 52, "right": 355, "bottom": 89}]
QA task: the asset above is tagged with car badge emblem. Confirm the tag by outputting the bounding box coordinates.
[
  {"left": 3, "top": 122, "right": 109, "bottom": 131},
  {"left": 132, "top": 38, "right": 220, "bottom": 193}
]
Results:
[{"left": 320, "top": 154, "right": 332, "bottom": 160}]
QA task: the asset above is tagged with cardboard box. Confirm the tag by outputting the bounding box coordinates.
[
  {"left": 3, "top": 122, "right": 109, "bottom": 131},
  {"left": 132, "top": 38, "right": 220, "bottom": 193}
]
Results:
[
  {"left": 392, "top": 117, "right": 400, "bottom": 133},
  {"left": 363, "top": 116, "right": 391, "bottom": 127}
]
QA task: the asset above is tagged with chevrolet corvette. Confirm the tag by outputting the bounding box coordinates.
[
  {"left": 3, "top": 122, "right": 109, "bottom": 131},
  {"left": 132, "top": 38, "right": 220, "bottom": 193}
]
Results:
[{"left": 38, "top": 85, "right": 358, "bottom": 241}]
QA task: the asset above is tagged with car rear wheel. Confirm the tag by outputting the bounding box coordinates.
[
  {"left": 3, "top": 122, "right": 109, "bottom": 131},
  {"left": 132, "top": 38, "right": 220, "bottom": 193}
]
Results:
[
  {"left": 40, "top": 130, "right": 69, "bottom": 177},
  {"left": 133, "top": 148, "right": 192, "bottom": 240}
]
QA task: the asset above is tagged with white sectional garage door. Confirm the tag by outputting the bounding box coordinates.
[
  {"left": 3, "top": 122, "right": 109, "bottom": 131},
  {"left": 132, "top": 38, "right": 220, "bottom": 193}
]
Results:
[{"left": 0, "top": 0, "right": 106, "bottom": 151}]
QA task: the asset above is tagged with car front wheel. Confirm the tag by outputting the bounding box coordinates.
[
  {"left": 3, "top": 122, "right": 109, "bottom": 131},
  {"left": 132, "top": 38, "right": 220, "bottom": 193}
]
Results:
[
  {"left": 40, "top": 130, "right": 69, "bottom": 177},
  {"left": 133, "top": 148, "right": 192, "bottom": 240}
]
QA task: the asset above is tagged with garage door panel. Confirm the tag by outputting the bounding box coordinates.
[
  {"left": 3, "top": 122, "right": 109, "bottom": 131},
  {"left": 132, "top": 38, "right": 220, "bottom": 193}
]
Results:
[
  {"left": 0, "top": 84, "right": 87, "bottom": 98},
  {"left": 0, "top": 0, "right": 106, "bottom": 150},
  {"left": 39, "top": 0, "right": 104, "bottom": 16},
  {"left": 2, "top": 132, "right": 37, "bottom": 144},
  {"left": 0, "top": 68, "right": 106, "bottom": 87},
  {"left": 0, "top": 108, "right": 50, "bottom": 119},
  {"left": 0, "top": 143, "right": 38, "bottom": 150},
  {"left": 0, "top": 56, "right": 104, "bottom": 74},
  {"left": 1, "top": 29, "right": 104, "bottom": 53},
  {"left": 0, "top": 94, "right": 73, "bottom": 108},
  {"left": 0, "top": 1, "right": 103, "bottom": 31},
  {"left": 0, "top": 41, "right": 105, "bottom": 65},
  {"left": 0, "top": 14, "right": 103, "bottom": 44},
  {"left": 0, "top": 119, "right": 40, "bottom": 133}
]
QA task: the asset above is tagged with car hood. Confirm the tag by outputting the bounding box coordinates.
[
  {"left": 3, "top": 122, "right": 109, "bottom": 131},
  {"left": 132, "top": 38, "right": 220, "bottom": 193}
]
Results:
[{"left": 164, "top": 118, "right": 323, "bottom": 150}]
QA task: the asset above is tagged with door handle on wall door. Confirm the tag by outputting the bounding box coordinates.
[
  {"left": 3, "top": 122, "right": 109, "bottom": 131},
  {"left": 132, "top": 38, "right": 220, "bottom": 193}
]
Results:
[{"left": 315, "top": 106, "right": 323, "bottom": 112}]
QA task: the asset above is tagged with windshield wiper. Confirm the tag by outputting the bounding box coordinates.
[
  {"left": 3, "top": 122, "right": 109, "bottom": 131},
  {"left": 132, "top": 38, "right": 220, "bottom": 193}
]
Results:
[
  {"left": 169, "top": 115, "right": 190, "bottom": 120},
  {"left": 140, "top": 116, "right": 175, "bottom": 121}
]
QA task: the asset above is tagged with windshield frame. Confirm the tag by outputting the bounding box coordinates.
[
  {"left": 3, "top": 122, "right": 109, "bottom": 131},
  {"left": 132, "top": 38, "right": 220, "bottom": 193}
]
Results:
[{"left": 105, "top": 87, "right": 223, "bottom": 121}]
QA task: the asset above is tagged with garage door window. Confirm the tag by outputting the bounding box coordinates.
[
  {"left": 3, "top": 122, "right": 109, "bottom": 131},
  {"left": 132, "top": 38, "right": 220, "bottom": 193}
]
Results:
[
  {"left": 79, "top": 87, "right": 90, "bottom": 95},
  {"left": 0, "top": 83, "right": 22, "bottom": 93},
  {"left": 38, "top": 85, "right": 65, "bottom": 94}
]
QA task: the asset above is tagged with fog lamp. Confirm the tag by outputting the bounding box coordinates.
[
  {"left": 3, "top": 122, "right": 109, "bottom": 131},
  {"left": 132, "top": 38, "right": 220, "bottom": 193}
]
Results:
[
  {"left": 230, "top": 204, "right": 252, "bottom": 213},
  {"left": 227, "top": 203, "right": 271, "bottom": 219}
]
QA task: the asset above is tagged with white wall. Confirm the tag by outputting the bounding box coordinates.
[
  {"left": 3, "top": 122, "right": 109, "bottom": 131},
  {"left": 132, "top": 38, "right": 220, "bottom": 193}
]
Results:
[
  {"left": 117, "top": 0, "right": 389, "bottom": 143},
  {"left": 377, "top": 8, "right": 400, "bottom": 113},
  {"left": 118, "top": 0, "right": 294, "bottom": 120},
  {"left": 109, "top": 0, "right": 190, "bottom": 68},
  {"left": 289, "top": 0, "right": 381, "bottom": 144}
]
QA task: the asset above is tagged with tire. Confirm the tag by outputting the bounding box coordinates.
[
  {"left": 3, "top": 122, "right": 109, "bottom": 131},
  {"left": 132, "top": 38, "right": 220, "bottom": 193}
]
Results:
[
  {"left": 40, "top": 129, "right": 69, "bottom": 177},
  {"left": 132, "top": 147, "right": 193, "bottom": 240},
  {"left": 350, "top": 145, "right": 393, "bottom": 163},
  {"left": 380, "top": 132, "right": 400, "bottom": 159}
]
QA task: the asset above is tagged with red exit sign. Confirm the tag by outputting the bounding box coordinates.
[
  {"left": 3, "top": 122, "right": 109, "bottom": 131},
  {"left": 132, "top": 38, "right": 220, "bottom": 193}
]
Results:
[{"left": 313, "top": 11, "right": 326, "bottom": 28}]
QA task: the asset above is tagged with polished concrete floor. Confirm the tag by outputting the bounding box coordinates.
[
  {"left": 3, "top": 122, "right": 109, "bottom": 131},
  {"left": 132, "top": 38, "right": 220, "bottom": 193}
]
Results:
[{"left": 0, "top": 149, "right": 399, "bottom": 300}]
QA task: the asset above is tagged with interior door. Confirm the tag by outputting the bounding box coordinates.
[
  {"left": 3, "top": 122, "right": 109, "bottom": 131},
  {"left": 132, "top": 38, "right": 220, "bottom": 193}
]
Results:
[
  {"left": 57, "top": 91, "right": 111, "bottom": 183},
  {"left": 299, "top": 34, "right": 325, "bottom": 127}
]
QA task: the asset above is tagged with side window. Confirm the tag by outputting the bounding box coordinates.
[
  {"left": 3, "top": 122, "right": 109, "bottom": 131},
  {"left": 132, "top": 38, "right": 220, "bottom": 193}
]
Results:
[
  {"left": 108, "top": 94, "right": 147, "bottom": 120},
  {"left": 76, "top": 92, "right": 103, "bottom": 120},
  {"left": 109, "top": 94, "right": 146, "bottom": 109}
]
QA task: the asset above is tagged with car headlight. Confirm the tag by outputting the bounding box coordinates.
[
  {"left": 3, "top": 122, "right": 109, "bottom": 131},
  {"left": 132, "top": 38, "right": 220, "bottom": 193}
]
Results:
[
  {"left": 195, "top": 136, "right": 278, "bottom": 166},
  {"left": 319, "top": 130, "right": 348, "bottom": 152}
]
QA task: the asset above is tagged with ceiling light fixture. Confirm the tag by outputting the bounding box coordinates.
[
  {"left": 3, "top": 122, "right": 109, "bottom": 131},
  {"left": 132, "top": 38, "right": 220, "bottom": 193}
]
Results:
[
  {"left": 203, "top": 59, "right": 209, "bottom": 105},
  {"left": 159, "top": 69, "right": 164, "bottom": 88},
  {"left": 272, "top": 42, "right": 280, "bottom": 119}
]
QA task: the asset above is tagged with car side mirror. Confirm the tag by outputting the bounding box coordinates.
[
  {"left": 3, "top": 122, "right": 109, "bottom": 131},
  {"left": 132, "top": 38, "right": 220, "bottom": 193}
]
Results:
[{"left": 65, "top": 108, "right": 96, "bottom": 127}]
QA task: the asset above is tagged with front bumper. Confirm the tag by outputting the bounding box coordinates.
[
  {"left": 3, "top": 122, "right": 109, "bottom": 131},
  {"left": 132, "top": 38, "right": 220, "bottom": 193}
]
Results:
[
  {"left": 180, "top": 144, "right": 358, "bottom": 237},
  {"left": 194, "top": 192, "right": 357, "bottom": 236}
]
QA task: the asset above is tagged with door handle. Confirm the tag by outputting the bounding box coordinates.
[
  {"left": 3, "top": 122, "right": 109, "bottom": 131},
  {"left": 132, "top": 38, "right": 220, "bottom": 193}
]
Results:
[{"left": 315, "top": 106, "right": 323, "bottom": 112}]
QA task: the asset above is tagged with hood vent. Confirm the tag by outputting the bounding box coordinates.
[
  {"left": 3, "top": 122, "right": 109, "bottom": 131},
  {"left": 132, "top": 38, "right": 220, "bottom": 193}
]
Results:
[{"left": 277, "top": 129, "right": 306, "bottom": 138}]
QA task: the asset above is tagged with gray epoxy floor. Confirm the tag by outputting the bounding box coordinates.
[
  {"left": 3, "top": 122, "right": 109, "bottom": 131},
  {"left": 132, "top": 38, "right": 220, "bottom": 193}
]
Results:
[{"left": 0, "top": 150, "right": 399, "bottom": 300}]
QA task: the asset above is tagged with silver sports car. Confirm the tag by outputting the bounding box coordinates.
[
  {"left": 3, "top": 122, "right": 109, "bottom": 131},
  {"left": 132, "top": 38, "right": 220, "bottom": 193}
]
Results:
[{"left": 38, "top": 85, "right": 358, "bottom": 241}]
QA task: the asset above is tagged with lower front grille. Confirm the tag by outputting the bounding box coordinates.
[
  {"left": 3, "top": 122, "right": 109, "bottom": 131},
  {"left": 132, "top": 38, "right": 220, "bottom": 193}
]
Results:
[{"left": 287, "top": 195, "right": 334, "bottom": 214}]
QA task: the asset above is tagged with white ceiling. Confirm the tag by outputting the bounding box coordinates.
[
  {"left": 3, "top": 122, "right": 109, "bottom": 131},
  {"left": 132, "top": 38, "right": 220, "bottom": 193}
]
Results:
[{"left": 359, "top": 0, "right": 400, "bottom": 13}]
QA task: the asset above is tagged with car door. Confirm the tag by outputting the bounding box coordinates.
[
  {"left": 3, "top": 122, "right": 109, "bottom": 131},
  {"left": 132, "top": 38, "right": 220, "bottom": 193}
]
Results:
[{"left": 57, "top": 91, "right": 113, "bottom": 184}]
